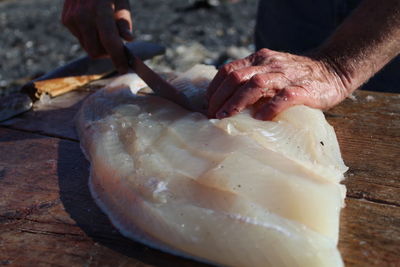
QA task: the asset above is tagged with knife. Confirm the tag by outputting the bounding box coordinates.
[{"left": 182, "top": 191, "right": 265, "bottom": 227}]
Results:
[
  {"left": 0, "top": 41, "right": 166, "bottom": 122},
  {"left": 124, "top": 45, "right": 207, "bottom": 114}
]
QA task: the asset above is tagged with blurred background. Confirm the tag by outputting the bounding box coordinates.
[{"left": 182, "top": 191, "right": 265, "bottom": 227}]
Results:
[{"left": 0, "top": 0, "right": 257, "bottom": 96}]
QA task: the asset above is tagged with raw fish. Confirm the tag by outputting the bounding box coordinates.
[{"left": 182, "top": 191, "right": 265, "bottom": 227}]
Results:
[{"left": 76, "top": 65, "right": 347, "bottom": 267}]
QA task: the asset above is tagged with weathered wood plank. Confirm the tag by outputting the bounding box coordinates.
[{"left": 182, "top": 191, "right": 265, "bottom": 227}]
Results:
[
  {"left": 1, "top": 89, "right": 399, "bottom": 266},
  {"left": 339, "top": 198, "right": 400, "bottom": 266},
  {"left": 1, "top": 125, "right": 399, "bottom": 266},
  {"left": 0, "top": 127, "right": 207, "bottom": 267},
  {"left": 327, "top": 91, "right": 400, "bottom": 206},
  {"left": 0, "top": 89, "right": 91, "bottom": 140}
]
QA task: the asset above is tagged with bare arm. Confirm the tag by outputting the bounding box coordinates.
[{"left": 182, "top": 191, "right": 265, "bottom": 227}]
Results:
[
  {"left": 207, "top": 0, "right": 400, "bottom": 120},
  {"left": 317, "top": 0, "right": 400, "bottom": 94}
]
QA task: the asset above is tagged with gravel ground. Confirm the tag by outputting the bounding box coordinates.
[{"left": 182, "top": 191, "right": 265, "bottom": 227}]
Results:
[{"left": 0, "top": 0, "right": 257, "bottom": 96}]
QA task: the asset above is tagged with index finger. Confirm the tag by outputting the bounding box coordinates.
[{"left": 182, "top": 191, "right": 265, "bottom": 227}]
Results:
[
  {"left": 206, "top": 50, "right": 272, "bottom": 100},
  {"left": 206, "top": 57, "right": 253, "bottom": 100},
  {"left": 115, "top": 0, "right": 134, "bottom": 41},
  {"left": 215, "top": 72, "right": 289, "bottom": 119},
  {"left": 95, "top": 2, "right": 129, "bottom": 73}
]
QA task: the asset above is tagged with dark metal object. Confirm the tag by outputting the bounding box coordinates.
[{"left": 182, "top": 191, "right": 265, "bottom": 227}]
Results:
[
  {"left": 0, "top": 93, "right": 33, "bottom": 122},
  {"left": 0, "top": 41, "right": 166, "bottom": 122}
]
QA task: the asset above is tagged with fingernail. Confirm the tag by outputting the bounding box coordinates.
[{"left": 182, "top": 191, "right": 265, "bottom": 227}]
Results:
[{"left": 254, "top": 112, "right": 263, "bottom": 120}]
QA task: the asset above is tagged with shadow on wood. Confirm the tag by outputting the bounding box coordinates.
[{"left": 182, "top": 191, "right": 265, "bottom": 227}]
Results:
[{"left": 56, "top": 139, "right": 210, "bottom": 266}]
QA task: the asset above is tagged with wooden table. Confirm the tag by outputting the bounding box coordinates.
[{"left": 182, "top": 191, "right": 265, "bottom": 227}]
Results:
[{"left": 0, "top": 90, "right": 399, "bottom": 266}]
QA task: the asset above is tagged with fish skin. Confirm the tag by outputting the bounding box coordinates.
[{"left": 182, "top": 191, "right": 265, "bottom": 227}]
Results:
[{"left": 76, "top": 65, "right": 347, "bottom": 267}]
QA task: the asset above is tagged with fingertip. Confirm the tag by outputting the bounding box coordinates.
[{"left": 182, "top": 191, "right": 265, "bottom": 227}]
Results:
[
  {"left": 255, "top": 98, "right": 292, "bottom": 121},
  {"left": 254, "top": 97, "right": 282, "bottom": 121},
  {"left": 115, "top": 7, "right": 133, "bottom": 41},
  {"left": 254, "top": 112, "right": 264, "bottom": 120},
  {"left": 255, "top": 108, "right": 276, "bottom": 121},
  {"left": 216, "top": 110, "right": 229, "bottom": 119}
]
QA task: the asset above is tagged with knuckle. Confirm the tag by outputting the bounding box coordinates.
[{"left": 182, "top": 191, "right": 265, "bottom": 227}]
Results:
[
  {"left": 115, "top": 9, "right": 131, "bottom": 19},
  {"left": 267, "top": 57, "right": 284, "bottom": 70},
  {"left": 220, "top": 64, "right": 234, "bottom": 76},
  {"left": 268, "top": 55, "right": 280, "bottom": 64},
  {"left": 228, "top": 71, "right": 243, "bottom": 84},
  {"left": 258, "top": 48, "right": 271, "bottom": 57},
  {"left": 280, "top": 89, "right": 296, "bottom": 100},
  {"left": 269, "top": 62, "right": 282, "bottom": 70},
  {"left": 252, "top": 49, "right": 276, "bottom": 65},
  {"left": 249, "top": 74, "right": 265, "bottom": 88}
]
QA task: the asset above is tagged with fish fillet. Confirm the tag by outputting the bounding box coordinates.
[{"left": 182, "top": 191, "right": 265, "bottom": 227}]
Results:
[{"left": 76, "top": 65, "right": 347, "bottom": 267}]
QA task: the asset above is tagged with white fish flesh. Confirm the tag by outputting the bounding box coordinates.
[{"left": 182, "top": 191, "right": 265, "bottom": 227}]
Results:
[{"left": 76, "top": 65, "right": 347, "bottom": 267}]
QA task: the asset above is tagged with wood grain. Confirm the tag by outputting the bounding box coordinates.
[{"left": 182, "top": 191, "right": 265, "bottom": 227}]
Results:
[
  {"left": 0, "top": 128, "right": 207, "bottom": 267},
  {"left": 327, "top": 91, "right": 400, "bottom": 207},
  {"left": 0, "top": 89, "right": 399, "bottom": 266},
  {"left": 339, "top": 198, "right": 400, "bottom": 266}
]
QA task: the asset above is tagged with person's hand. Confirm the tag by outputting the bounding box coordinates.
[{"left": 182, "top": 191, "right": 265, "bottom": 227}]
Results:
[
  {"left": 62, "top": 0, "right": 133, "bottom": 73},
  {"left": 206, "top": 48, "right": 351, "bottom": 120}
]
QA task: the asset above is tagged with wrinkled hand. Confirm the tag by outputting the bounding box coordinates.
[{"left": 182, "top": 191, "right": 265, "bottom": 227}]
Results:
[
  {"left": 207, "top": 48, "right": 350, "bottom": 120},
  {"left": 62, "top": 0, "right": 133, "bottom": 73}
]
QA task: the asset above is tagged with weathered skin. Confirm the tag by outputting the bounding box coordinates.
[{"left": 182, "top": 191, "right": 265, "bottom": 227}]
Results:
[
  {"left": 206, "top": 0, "right": 400, "bottom": 120},
  {"left": 206, "top": 49, "right": 348, "bottom": 120}
]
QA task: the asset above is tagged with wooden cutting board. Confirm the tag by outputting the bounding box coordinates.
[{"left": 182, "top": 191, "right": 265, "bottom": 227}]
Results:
[{"left": 0, "top": 89, "right": 399, "bottom": 266}]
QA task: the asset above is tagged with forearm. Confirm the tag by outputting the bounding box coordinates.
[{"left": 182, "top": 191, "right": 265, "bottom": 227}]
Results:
[{"left": 316, "top": 0, "right": 400, "bottom": 93}]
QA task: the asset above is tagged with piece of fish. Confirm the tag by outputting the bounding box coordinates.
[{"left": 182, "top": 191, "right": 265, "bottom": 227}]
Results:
[{"left": 76, "top": 65, "right": 347, "bottom": 267}]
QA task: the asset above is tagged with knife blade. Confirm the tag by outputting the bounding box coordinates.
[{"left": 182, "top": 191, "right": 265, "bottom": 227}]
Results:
[
  {"left": 0, "top": 41, "right": 166, "bottom": 122},
  {"left": 124, "top": 45, "right": 206, "bottom": 114}
]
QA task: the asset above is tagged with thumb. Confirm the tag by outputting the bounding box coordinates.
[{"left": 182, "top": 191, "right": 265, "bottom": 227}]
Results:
[
  {"left": 254, "top": 88, "right": 299, "bottom": 121},
  {"left": 115, "top": 0, "right": 134, "bottom": 41}
]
